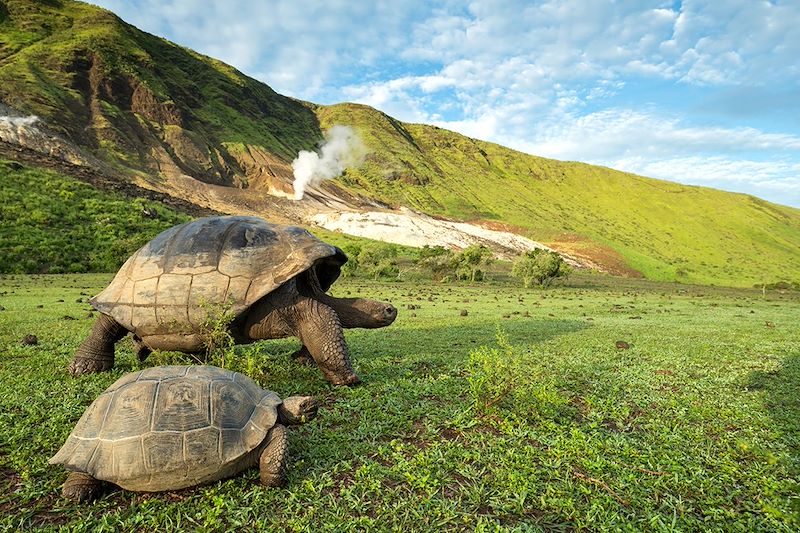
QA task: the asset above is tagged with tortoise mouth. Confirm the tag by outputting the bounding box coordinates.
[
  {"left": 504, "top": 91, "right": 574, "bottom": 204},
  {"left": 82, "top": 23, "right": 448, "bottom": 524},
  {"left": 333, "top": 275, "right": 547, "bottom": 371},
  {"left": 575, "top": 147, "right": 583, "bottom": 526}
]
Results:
[
  {"left": 381, "top": 304, "right": 398, "bottom": 325},
  {"left": 299, "top": 398, "right": 319, "bottom": 419}
]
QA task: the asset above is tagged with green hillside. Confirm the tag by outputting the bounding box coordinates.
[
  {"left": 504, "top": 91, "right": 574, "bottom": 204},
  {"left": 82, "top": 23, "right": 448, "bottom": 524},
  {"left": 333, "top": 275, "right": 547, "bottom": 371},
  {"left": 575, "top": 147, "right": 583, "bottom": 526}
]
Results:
[
  {"left": 0, "top": 0, "right": 320, "bottom": 183},
  {"left": 315, "top": 103, "right": 800, "bottom": 287},
  {"left": 0, "top": 157, "right": 414, "bottom": 274},
  {"left": 1, "top": 0, "right": 798, "bottom": 287},
  {"left": 0, "top": 158, "right": 191, "bottom": 273}
]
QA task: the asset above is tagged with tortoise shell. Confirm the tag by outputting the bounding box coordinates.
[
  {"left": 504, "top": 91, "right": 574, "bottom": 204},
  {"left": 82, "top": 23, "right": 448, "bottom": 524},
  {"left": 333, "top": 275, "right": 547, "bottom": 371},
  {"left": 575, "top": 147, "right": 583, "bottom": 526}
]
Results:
[
  {"left": 49, "top": 365, "right": 283, "bottom": 491},
  {"left": 90, "top": 216, "right": 347, "bottom": 337}
]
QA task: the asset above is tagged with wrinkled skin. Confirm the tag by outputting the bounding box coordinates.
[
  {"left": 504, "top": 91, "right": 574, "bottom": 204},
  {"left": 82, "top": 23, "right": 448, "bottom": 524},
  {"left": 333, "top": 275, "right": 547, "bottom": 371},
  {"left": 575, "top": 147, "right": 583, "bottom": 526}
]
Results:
[{"left": 69, "top": 270, "right": 396, "bottom": 385}]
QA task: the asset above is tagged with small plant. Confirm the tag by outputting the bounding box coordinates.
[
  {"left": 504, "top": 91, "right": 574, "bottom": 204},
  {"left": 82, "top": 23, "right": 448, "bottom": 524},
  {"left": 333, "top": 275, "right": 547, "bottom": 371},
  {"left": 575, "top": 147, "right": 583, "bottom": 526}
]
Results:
[
  {"left": 198, "top": 299, "right": 236, "bottom": 367},
  {"left": 467, "top": 332, "right": 518, "bottom": 412},
  {"left": 467, "top": 331, "right": 570, "bottom": 422}
]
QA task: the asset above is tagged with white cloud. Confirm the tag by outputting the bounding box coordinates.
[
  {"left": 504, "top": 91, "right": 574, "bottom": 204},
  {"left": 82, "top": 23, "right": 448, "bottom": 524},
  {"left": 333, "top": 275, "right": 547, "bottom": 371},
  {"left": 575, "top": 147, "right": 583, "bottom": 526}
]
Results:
[
  {"left": 518, "top": 109, "right": 800, "bottom": 161},
  {"left": 90, "top": 0, "right": 431, "bottom": 98}
]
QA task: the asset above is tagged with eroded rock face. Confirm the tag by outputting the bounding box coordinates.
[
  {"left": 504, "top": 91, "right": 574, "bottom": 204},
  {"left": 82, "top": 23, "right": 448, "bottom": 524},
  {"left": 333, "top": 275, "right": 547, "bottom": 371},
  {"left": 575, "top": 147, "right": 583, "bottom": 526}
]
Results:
[{"left": 0, "top": 103, "right": 91, "bottom": 166}]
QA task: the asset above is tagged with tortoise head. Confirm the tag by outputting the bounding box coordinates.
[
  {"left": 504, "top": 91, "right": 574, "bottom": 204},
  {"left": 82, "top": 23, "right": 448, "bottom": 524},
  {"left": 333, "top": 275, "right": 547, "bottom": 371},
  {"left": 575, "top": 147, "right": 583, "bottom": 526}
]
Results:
[
  {"left": 278, "top": 396, "right": 319, "bottom": 425},
  {"left": 332, "top": 298, "right": 398, "bottom": 329}
]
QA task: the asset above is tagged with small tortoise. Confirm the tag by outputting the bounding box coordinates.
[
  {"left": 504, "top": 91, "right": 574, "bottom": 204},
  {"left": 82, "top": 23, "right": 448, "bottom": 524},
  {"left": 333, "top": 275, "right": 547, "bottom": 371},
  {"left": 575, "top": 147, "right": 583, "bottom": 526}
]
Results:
[
  {"left": 50, "top": 365, "right": 318, "bottom": 502},
  {"left": 69, "top": 216, "right": 397, "bottom": 385}
]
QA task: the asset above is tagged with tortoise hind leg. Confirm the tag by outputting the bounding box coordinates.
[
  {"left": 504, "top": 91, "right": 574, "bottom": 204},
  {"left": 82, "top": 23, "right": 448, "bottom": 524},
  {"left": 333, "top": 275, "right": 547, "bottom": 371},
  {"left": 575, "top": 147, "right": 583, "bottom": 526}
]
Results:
[
  {"left": 132, "top": 335, "right": 152, "bottom": 362},
  {"left": 68, "top": 314, "right": 127, "bottom": 376},
  {"left": 259, "top": 424, "right": 289, "bottom": 487},
  {"left": 62, "top": 472, "right": 105, "bottom": 502}
]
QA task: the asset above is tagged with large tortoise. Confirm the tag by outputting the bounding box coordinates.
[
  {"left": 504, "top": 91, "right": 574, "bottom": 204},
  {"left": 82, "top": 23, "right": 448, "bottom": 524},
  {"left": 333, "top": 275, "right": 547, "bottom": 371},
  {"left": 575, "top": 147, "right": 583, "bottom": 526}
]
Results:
[
  {"left": 50, "top": 365, "right": 318, "bottom": 501},
  {"left": 69, "top": 216, "right": 397, "bottom": 385}
]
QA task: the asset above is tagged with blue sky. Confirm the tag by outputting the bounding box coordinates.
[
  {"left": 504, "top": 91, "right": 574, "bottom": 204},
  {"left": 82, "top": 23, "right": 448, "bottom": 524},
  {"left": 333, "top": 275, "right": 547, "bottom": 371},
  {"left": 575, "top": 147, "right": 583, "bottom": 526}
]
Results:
[{"left": 90, "top": 0, "right": 800, "bottom": 208}]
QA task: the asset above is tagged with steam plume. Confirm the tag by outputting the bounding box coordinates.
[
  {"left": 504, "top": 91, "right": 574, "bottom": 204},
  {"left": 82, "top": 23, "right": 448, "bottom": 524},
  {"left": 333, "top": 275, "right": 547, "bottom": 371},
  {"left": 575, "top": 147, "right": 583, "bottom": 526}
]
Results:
[
  {"left": 0, "top": 114, "right": 39, "bottom": 128},
  {"left": 292, "top": 125, "right": 366, "bottom": 200}
]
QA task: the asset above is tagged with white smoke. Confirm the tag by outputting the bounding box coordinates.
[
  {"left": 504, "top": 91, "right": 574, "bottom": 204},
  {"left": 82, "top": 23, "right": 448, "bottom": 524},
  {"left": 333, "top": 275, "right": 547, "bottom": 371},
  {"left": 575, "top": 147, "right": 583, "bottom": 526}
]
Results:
[
  {"left": 292, "top": 125, "right": 366, "bottom": 200},
  {"left": 0, "top": 114, "right": 41, "bottom": 146},
  {"left": 0, "top": 115, "right": 39, "bottom": 128}
]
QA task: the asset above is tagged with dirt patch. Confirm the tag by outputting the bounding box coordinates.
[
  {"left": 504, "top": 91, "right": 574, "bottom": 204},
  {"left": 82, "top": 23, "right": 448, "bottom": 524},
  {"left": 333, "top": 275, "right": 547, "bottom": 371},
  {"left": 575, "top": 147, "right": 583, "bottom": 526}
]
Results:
[
  {"left": 546, "top": 236, "right": 642, "bottom": 277},
  {"left": 0, "top": 465, "right": 69, "bottom": 529}
]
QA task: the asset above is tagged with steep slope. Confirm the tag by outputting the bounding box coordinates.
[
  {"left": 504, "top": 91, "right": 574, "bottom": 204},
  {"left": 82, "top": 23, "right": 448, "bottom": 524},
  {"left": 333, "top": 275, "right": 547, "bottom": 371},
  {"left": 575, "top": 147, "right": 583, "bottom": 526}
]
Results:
[
  {"left": 312, "top": 103, "right": 800, "bottom": 286},
  {"left": 0, "top": 0, "right": 319, "bottom": 193}
]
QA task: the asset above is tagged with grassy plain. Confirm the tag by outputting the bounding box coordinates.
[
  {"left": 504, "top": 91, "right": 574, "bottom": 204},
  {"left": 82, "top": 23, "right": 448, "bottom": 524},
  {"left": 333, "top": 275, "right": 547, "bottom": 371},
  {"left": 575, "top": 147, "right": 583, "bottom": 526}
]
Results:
[{"left": 1, "top": 274, "right": 798, "bottom": 531}]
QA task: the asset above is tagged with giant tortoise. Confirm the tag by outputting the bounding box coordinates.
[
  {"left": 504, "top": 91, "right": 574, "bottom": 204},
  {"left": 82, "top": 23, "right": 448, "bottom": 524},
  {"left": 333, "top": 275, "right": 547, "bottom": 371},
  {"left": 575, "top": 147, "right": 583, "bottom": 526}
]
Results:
[
  {"left": 68, "top": 216, "right": 397, "bottom": 385},
  {"left": 50, "top": 365, "right": 318, "bottom": 501}
]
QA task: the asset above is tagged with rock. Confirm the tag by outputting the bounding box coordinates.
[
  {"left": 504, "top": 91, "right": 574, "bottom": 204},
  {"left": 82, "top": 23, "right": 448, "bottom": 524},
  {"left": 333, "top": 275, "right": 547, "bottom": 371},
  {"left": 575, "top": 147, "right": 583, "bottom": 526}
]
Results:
[{"left": 22, "top": 334, "right": 38, "bottom": 345}]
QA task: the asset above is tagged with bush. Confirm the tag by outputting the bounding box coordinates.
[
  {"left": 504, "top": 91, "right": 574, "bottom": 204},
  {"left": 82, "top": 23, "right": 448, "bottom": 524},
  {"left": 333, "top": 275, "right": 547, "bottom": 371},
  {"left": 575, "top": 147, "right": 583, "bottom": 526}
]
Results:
[
  {"left": 512, "top": 248, "right": 572, "bottom": 288},
  {"left": 357, "top": 243, "right": 399, "bottom": 279},
  {"left": 338, "top": 244, "right": 362, "bottom": 277},
  {"left": 453, "top": 245, "right": 493, "bottom": 282},
  {"left": 416, "top": 245, "right": 455, "bottom": 281}
]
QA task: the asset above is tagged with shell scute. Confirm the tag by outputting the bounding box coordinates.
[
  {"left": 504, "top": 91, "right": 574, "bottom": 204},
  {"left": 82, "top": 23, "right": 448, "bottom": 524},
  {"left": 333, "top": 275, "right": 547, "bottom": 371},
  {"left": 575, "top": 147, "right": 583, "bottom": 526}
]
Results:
[
  {"left": 112, "top": 436, "right": 145, "bottom": 480},
  {"left": 152, "top": 377, "right": 211, "bottom": 432},
  {"left": 100, "top": 380, "right": 157, "bottom": 440},
  {"left": 211, "top": 380, "right": 256, "bottom": 430}
]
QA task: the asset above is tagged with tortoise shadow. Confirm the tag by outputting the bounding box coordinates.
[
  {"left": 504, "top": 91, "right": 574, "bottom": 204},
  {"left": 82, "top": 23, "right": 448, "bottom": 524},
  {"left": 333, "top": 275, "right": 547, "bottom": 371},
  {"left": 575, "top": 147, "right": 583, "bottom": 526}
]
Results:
[
  {"left": 345, "top": 317, "right": 589, "bottom": 383},
  {"left": 747, "top": 355, "right": 800, "bottom": 467}
]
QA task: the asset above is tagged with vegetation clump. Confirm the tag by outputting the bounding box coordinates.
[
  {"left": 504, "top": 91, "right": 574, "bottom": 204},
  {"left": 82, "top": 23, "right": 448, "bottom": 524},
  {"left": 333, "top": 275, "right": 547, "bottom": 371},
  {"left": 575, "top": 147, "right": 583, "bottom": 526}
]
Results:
[
  {"left": 0, "top": 159, "right": 190, "bottom": 273},
  {"left": 512, "top": 248, "right": 573, "bottom": 288}
]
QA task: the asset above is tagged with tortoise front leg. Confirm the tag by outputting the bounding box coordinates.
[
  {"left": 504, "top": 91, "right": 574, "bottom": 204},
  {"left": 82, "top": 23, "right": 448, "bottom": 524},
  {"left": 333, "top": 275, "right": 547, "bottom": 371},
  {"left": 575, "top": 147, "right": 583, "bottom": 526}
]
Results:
[
  {"left": 68, "top": 314, "right": 128, "bottom": 376},
  {"left": 244, "top": 289, "right": 359, "bottom": 385},
  {"left": 62, "top": 471, "right": 105, "bottom": 502},
  {"left": 259, "top": 425, "right": 289, "bottom": 487},
  {"left": 295, "top": 299, "right": 359, "bottom": 385}
]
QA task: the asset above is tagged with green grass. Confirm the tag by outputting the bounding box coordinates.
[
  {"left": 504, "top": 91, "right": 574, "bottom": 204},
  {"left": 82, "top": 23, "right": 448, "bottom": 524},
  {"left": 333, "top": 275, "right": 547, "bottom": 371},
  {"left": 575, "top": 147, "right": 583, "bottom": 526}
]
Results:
[
  {"left": 1, "top": 274, "right": 798, "bottom": 531},
  {"left": 0, "top": 158, "right": 191, "bottom": 273}
]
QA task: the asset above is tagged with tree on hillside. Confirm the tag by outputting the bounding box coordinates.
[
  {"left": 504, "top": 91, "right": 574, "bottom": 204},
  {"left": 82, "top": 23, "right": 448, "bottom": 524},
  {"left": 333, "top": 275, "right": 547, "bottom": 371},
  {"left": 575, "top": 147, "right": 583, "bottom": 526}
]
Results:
[
  {"left": 357, "top": 243, "right": 399, "bottom": 279},
  {"left": 512, "top": 249, "right": 572, "bottom": 288},
  {"left": 454, "top": 245, "right": 493, "bottom": 282},
  {"left": 416, "top": 245, "right": 456, "bottom": 281}
]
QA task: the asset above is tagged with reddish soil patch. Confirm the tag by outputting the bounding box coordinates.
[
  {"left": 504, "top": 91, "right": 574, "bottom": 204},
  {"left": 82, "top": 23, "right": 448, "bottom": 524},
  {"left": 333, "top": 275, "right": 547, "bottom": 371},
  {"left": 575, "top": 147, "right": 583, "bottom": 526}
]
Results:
[
  {"left": 475, "top": 219, "right": 534, "bottom": 237},
  {"left": 546, "top": 237, "right": 643, "bottom": 278}
]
